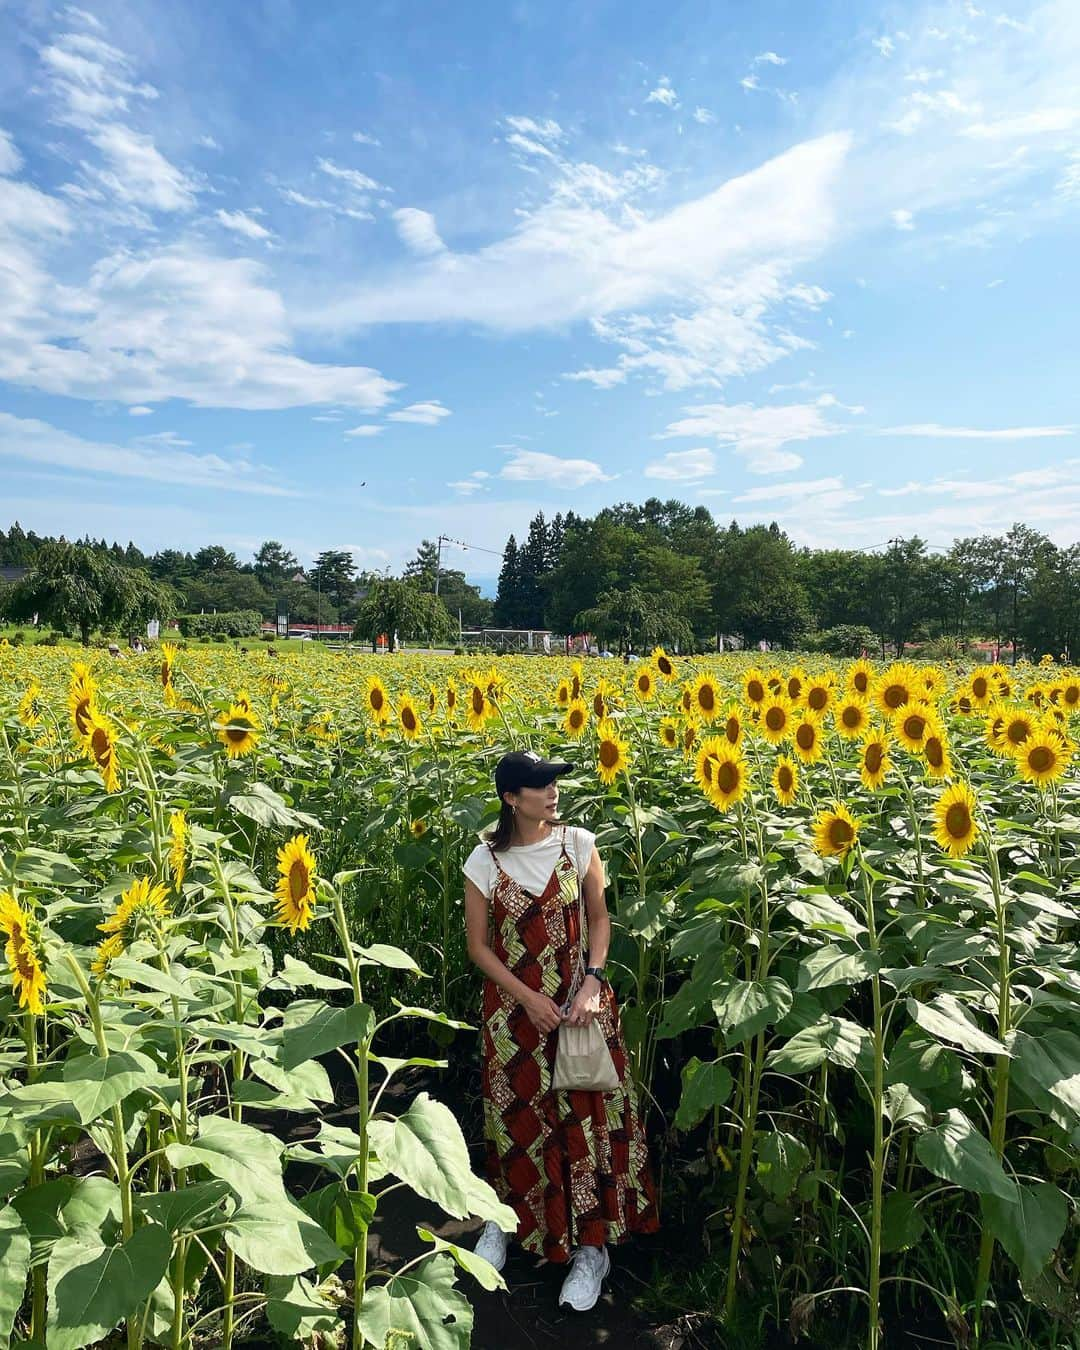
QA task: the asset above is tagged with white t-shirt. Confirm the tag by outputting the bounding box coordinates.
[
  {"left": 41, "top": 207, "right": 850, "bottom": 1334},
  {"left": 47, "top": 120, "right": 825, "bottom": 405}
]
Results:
[{"left": 463, "top": 825, "right": 598, "bottom": 901}]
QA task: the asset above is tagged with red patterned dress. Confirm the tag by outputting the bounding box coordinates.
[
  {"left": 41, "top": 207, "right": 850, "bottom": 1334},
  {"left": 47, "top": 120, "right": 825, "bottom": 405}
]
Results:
[{"left": 478, "top": 827, "right": 659, "bottom": 1262}]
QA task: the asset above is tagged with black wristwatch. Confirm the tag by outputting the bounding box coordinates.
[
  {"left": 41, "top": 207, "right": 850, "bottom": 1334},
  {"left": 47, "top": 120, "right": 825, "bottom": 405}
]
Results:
[{"left": 584, "top": 966, "right": 608, "bottom": 985}]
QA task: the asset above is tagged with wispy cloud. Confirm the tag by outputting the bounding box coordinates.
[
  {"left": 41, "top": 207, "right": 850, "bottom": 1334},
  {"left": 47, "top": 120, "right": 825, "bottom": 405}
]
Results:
[
  {"left": 878, "top": 423, "right": 1073, "bottom": 440},
  {"left": 645, "top": 77, "right": 678, "bottom": 108},
  {"left": 216, "top": 208, "right": 272, "bottom": 241},
  {"left": 754, "top": 51, "right": 788, "bottom": 66},
  {"left": 662, "top": 396, "right": 848, "bottom": 474},
  {"left": 392, "top": 207, "right": 445, "bottom": 256},
  {"left": 0, "top": 129, "right": 23, "bottom": 176},
  {"left": 500, "top": 449, "right": 613, "bottom": 488},
  {"left": 644, "top": 447, "right": 716, "bottom": 481},
  {"left": 387, "top": 401, "right": 451, "bottom": 425}
]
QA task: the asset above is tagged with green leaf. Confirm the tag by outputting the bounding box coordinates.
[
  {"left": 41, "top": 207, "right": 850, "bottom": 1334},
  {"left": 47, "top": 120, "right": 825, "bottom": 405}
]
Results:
[
  {"left": 914, "top": 1109, "right": 1013, "bottom": 1200},
  {"left": 269, "top": 955, "right": 351, "bottom": 993},
  {"left": 368, "top": 1092, "right": 473, "bottom": 1219},
  {"left": 756, "top": 1131, "right": 811, "bottom": 1200},
  {"left": 785, "top": 894, "right": 865, "bottom": 938},
  {"left": 463, "top": 1175, "right": 518, "bottom": 1233},
  {"left": 135, "top": 1181, "right": 232, "bottom": 1235},
  {"left": 674, "top": 1057, "right": 733, "bottom": 1132},
  {"left": 766, "top": 1016, "right": 871, "bottom": 1075},
  {"left": 798, "top": 945, "right": 880, "bottom": 992},
  {"left": 357, "top": 1253, "right": 472, "bottom": 1350},
  {"left": 279, "top": 1000, "right": 373, "bottom": 1071},
  {"left": 0, "top": 1204, "right": 30, "bottom": 1349},
  {"left": 58, "top": 1178, "right": 121, "bottom": 1239},
  {"left": 389, "top": 1002, "right": 473, "bottom": 1031},
  {"left": 226, "top": 781, "right": 322, "bottom": 832},
  {"left": 46, "top": 1224, "right": 171, "bottom": 1350},
  {"left": 264, "top": 1275, "right": 341, "bottom": 1341},
  {"left": 104, "top": 959, "right": 191, "bottom": 998},
  {"left": 983, "top": 1181, "right": 1068, "bottom": 1282},
  {"left": 880, "top": 1191, "right": 925, "bottom": 1254},
  {"left": 11, "top": 1179, "right": 76, "bottom": 1267},
  {"left": 356, "top": 942, "right": 425, "bottom": 974},
  {"left": 1010, "top": 1030, "right": 1080, "bottom": 1129},
  {"left": 225, "top": 1200, "right": 343, "bottom": 1276},
  {"left": 907, "top": 995, "right": 1010, "bottom": 1058},
  {"left": 711, "top": 977, "right": 792, "bottom": 1046},
  {"left": 12, "top": 848, "right": 84, "bottom": 887},
  {"left": 885, "top": 1026, "right": 964, "bottom": 1110},
  {"left": 882, "top": 1083, "right": 931, "bottom": 1130},
  {"left": 165, "top": 1116, "right": 284, "bottom": 1205},
  {"left": 417, "top": 1227, "right": 506, "bottom": 1292},
  {"left": 61, "top": 1051, "right": 170, "bottom": 1125}
]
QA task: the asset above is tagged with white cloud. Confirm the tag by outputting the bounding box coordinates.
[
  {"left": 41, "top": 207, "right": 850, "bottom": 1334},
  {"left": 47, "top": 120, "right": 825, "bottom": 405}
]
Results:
[
  {"left": 132, "top": 429, "right": 192, "bottom": 447},
  {"left": 873, "top": 36, "right": 896, "bottom": 57},
  {"left": 1059, "top": 152, "right": 1080, "bottom": 200},
  {"left": 500, "top": 448, "right": 613, "bottom": 488},
  {"left": 128, "top": 405, "right": 153, "bottom": 415},
  {"left": 344, "top": 425, "right": 383, "bottom": 437},
  {"left": 755, "top": 52, "right": 788, "bottom": 66},
  {"left": 734, "top": 475, "right": 848, "bottom": 502},
  {"left": 879, "top": 423, "right": 1073, "bottom": 440},
  {"left": 0, "top": 412, "right": 296, "bottom": 495},
  {"left": 198, "top": 134, "right": 221, "bottom": 150},
  {"left": 392, "top": 207, "right": 445, "bottom": 255},
  {"left": 448, "top": 469, "right": 491, "bottom": 496},
  {"left": 317, "top": 157, "right": 382, "bottom": 193},
  {"left": 740, "top": 74, "right": 761, "bottom": 91},
  {"left": 892, "top": 208, "right": 916, "bottom": 230},
  {"left": 279, "top": 187, "right": 373, "bottom": 221},
  {"left": 0, "top": 130, "right": 23, "bottom": 176},
  {"left": 352, "top": 130, "right": 381, "bottom": 146},
  {"left": 504, "top": 116, "right": 565, "bottom": 145},
  {"left": 962, "top": 108, "right": 1080, "bottom": 138},
  {"left": 661, "top": 396, "right": 846, "bottom": 474},
  {"left": 563, "top": 366, "right": 627, "bottom": 389},
  {"left": 645, "top": 77, "right": 678, "bottom": 108},
  {"left": 644, "top": 447, "right": 716, "bottom": 481},
  {"left": 87, "top": 123, "right": 197, "bottom": 211},
  {"left": 216, "top": 208, "right": 272, "bottom": 241},
  {"left": 693, "top": 107, "right": 716, "bottom": 125},
  {"left": 387, "top": 400, "right": 451, "bottom": 425}
]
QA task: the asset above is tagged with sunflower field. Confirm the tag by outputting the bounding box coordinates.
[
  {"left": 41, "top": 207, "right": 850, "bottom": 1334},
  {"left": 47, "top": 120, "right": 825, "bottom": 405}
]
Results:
[{"left": 0, "top": 640, "right": 1079, "bottom": 1349}]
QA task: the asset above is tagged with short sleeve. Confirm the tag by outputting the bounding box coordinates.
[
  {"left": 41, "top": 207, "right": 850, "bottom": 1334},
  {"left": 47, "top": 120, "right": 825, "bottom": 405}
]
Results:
[
  {"left": 463, "top": 843, "right": 495, "bottom": 899},
  {"left": 569, "top": 827, "right": 599, "bottom": 881}
]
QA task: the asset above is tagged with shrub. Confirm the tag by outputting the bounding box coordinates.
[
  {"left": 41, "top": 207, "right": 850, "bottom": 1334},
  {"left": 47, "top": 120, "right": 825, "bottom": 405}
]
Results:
[{"left": 178, "top": 609, "right": 262, "bottom": 639}]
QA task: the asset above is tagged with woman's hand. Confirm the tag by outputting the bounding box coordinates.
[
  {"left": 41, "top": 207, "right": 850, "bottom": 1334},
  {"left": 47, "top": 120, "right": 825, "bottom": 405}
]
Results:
[
  {"left": 565, "top": 975, "right": 602, "bottom": 1028},
  {"left": 522, "top": 990, "right": 564, "bottom": 1035}
]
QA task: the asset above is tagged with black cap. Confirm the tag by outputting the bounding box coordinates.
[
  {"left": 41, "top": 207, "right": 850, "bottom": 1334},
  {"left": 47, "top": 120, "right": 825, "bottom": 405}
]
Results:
[{"left": 495, "top": 750, "right": 572, "bottom": 799}]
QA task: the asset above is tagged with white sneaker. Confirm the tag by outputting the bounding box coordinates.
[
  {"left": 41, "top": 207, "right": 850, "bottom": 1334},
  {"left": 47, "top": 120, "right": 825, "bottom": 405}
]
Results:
[
  {"left": 558, "top": 1244, "right": 610, "bottom": 1311},
  {"left": 473, "top": 1220, "right": 509, "bottom": 1272}
]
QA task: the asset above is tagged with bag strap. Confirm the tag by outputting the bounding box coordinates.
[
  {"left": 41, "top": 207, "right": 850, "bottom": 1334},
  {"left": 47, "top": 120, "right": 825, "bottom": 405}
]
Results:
[{"left": 569, "top": 847, "right": 587, "bottom": 999}]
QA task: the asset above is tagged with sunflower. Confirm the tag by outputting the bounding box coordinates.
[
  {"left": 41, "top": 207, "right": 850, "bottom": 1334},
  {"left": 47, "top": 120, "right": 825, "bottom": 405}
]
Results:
[
  {"left": 933, "top": 782, "right": 979, "bottom": 859},
  {"left": 846, "top": 659, "right": 874, "bottom": 699},
  {"left": 652, "top": 646, "right": 677, "bottom": 681},
  {"left": 812, "top": 802, "right": 860, "bottom": 858},
  {"left": 464, "top": 671, "right": 494, "bottom": 732},
  {"left": 234, "top": 688, "right": 255, "bottom": 717},
  {"left": 804, "top": 675, "right": 835, "bottom": 716},
  {"left": 922, "top": 723, "right": 953, "bottom": 779},
  {"left": 834, "top": 696, "right": 870, "bottom": 740},
  {"left": 1014, "top": 730, "right": 1073, "bottom": 786},
  {"left": 0, "top": 893, "right": 47, "bottom": 1015},
  {"left": 18, "top": 682, "right": 44, "bottom": 729},
  {"left": 484, "top": 666, "right": 507, "bottom": 705},
  {"left": 409, "top": 818, "right": 428, "bottom": 839},
  {"left": 100, "top": 876, "right": 171, "bottom": 941},
  {"left": 363, "top": 676, "right": 391, "bottom": 725},
  {"left": 1058, "top": 675, "right": 1080, "bottom": 713},
  {"left": 275, "top": 834, "right": 318, "bottom": 932},
  {"left": 91, "top": 933, "right": 126, "bottom": 979},
  {"left": 564, "top": 699, "right": 589, "bottom": 740},
  {"left": 791, "top": 713, "right": 825, "bottom": 764},
  {"left": 874, "top": 663, "right": 916, "bottom": 714},
  {"left": 765, "top": 667, "right": 784, "bottom": 695},
  {"left": 680, "top": 683, "right": 695, "bottom": 715},
  {"left": 396, "top": 694, "right": 423, "bottom": 741},
  {"left": 570, "top": 661, "right": 584, "bottom": 701},
  {"left": 596, "top": 718, "right": 630, "bottom": 786},
  {"left": 555, "top": 678, "right": 572, "bottom": 708},
  {"left": 216, "top": 704, "right": 260, "bottom": 759},
  {"left": 445, "top": 678, "right": 458, "bottom": 719},
  {"left": 1024, "top": 683, "right": 1047, "bottom": 709},
  {"left": 160, "top": 642, "right": 178, "bottom": 691},
  {"left": 773, "top": 754, "right": 798, "bottom": 806},
  {"left": 86, "top": 709, "right": 121, "bottom": 792},
  {"left": 742, "top": 667, "right": 768, "bottom": 709},
  {"left": 425, "top": 683, "right": 439, "bottom": 715},
  {"left": 785, "top": 667, "right": 808, "bottom": 706},
  {"left": 68, "top": 665, "right": 97, "bottom": 743},
  {"left": 681, "top": 718, "right": 700, "bottom": 758},
  {"left": 720, "top": 702, "right": 744, "bottom": 748},
  {"left": 992, "top": 668, "right": 1015, "bottom": 701},
  {"left": 592, "top": 678, "right": 616, "bottom": 720},
  {"left": 859, "top": 732, "right": 891, "bottom": 791},
  {"left": 967, "top": 670, "right": 994, "bottom": 710},
  {"left": 984, "top": 705, "right": 1009, "bottom": 755},
  {"left": 920, "top": 665, "right": 947, "bottom": 699},
  {"left": 658, "top": 716, "right": 680, "bottom": 750},
  {"left": 633, "top": 663, "right": 657, "bottom": 701},
  {"left": 690, "top": 672, "right": 722, "bottom": 723},
  {"left": 169, "top": 810, "right": 189, "bottom": 889},
  {"left": 759, "top": 695, "right": 793, "bottom": 746},
  {"left": 892, "top": 701, "right": 934, "bottom": 754},
  {"left": 695, "top": 737, "right": 748, "bottom": 812},
  {"left": 308, "top": 711, "right": 339, "bottom": 743}
]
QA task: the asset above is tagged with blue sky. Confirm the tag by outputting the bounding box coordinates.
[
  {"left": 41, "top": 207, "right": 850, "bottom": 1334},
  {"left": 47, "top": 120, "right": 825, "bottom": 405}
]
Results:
[{"left": 0, "top": 0, "right": 1078, "bottom": 590}]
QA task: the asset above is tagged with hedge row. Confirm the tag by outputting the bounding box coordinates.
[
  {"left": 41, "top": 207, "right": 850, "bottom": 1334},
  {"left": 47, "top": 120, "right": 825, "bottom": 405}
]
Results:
[{"left": 177, "top": 610, "right": 262, "bottom": 638}]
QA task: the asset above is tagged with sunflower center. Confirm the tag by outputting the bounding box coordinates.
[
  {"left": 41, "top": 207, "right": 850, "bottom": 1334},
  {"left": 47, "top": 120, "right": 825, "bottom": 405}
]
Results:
[
  {"left": 402, "top": 708, "right": 416, "bottom": 731},
  {"left": 288, "top": 860, "right": 309, "bottom": 904},
  {"left": 865, "top": 744, "right": 883, "bottom": 773},
  {"left": 778, "top": 765, "right": 793, "bottom": 792},
  {"left": 796, "top": 724, "right": 816, "bottom": 750},
  {"left": 226, "top": 719, "right": 251, "bottom": 744},
  {"left": 570, "top": 709, "right": 584, "bottom": 729},
  {"left": 1006, "top": 720, "right": 1030, "bottom": 745},
  {"left": 75, "top": 698, "right": 92, "bottom": 735},
  {"left": 904, "top": 715, "right": 926, "bottom": 739},
  {"left": 972, "top": 677, "right": 988, "bottom": 698},
  {"left": 808, "top": 688, "right": 827, "bottom": 711},
  {"left": 765, "top": 707, "right": 785, "bottom": 731},
  {"left": 883, "top": 684, "right": 907, "bottom": 709},
  {"left": 842, "top": 705, "right": 861, "bottom": 728},
  {"left": 854, "top": 672, "right": 868, "bottom": 693},
  {"left": 925, "top": 738, "right": 944, "bottom": 768},
  {"left": 371, "top": 690, "right": 384, "bottom": 712},
  {"left": 945, "top": 803, "right": 971, "bottom": 838},
  {"left": 828, "top": 817, "right": 854, "bottom": 847},
  {"left": 471, "top": 688, "right": 485, "bottom": 714},
  {"left": 698, "top": 685, "right": 716, "bottom": 712},
  {"left": 91, "top": 727, "right": 110, "bottom": 761},
  {"left": 747, "top": 679, "right": 764, "bottom": 703},
  {"left": 716, "top": 761, "right": 739, "bottom": 794},
  {"left": 599, "top": 739, "right": 620, "bottom": 769},
  {"left": 1029, "top": 745, "right": 1053, "bottom": 773},
  {"left": 787, "top": 680, "right": 801, "bottom": 700}
]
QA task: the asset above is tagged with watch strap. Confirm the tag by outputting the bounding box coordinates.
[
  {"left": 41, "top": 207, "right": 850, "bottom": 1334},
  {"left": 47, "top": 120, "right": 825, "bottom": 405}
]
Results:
[{"left": 585, "top": 966, "right": 607, "bottom": 983}]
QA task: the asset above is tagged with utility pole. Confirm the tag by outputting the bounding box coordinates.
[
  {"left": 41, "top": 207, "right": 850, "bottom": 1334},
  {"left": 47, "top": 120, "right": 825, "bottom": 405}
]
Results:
[
  {"left": 434, "top": 534, "right": 448, "bottom": 597},
  {"left": 316, "top": 572, "right": 321, "bottom": 639}
]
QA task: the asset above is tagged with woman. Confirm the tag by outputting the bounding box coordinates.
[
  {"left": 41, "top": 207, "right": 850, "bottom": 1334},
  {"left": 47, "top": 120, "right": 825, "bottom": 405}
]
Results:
[{"left": 463, "top": 749, "right": 659, "bottom": 1312}]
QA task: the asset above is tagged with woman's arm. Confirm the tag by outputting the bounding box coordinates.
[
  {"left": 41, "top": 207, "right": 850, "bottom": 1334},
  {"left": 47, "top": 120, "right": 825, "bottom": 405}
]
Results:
[
  {"left": 566, "top": 845, "right": 608, "bottom": 1027},
  {"left": 464, "top": 877, "right": 563, "bottom": 1033}
]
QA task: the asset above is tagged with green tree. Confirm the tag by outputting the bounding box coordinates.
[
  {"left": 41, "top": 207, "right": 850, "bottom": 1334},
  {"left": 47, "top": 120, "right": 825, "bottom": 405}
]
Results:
[
  {"left": 311, "top": 549, "right": 359, "bottom": 617},
  {"left": 3, "top": 541, "right": 177, "bottom": 645},
  {"left": 715, "top": 522, "right": 810, "bottom": 648},
  {"left": 351, "top": 578, "right": 453, "bottom": 651},
  {"left": 576, "top": 584, "right": 692, "bottom": 653},
  {"left": 493, "top": 535, "right": 523, "bottom": 627},
  {"left": 254, "top": 540, "right": 300, "bottom": 586}
]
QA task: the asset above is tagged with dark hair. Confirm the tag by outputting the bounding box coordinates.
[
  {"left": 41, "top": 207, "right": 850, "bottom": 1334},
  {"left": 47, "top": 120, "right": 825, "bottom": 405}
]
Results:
[{"left": 484, "top": 793, "right": 566, "bottom": 853}]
